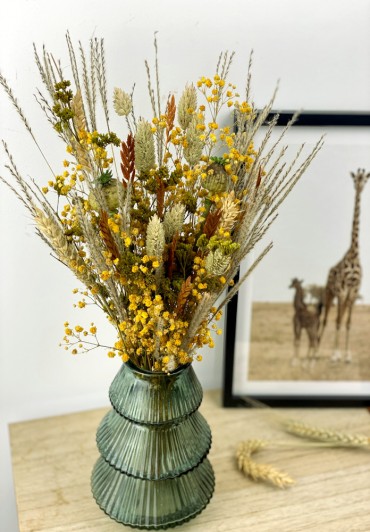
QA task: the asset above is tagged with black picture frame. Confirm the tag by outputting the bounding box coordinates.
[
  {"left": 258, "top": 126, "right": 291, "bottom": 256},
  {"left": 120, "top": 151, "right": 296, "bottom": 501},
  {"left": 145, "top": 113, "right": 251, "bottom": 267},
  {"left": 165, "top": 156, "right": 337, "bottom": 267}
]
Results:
[{"left": 223, "top": 111, "right": 370, "bottom": 408}]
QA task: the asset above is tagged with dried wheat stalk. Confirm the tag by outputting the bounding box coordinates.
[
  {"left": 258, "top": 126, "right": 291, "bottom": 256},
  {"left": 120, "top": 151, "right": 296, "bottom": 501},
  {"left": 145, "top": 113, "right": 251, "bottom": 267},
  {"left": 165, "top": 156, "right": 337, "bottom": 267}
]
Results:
[
  {"left": 284, "top": 420, "right": 370, "bottom": 448},
  {"left": 236, "top": 440, "right": 294, "bottom": 489},
  {"left": 34, "top": 207, "right": 97, "bottom": 290},
  {"left": 71, "top": 89, "right": 86, "bottom": 132},
  {"left": 220, "top": 192, "right": 240, "bottom": 232}
]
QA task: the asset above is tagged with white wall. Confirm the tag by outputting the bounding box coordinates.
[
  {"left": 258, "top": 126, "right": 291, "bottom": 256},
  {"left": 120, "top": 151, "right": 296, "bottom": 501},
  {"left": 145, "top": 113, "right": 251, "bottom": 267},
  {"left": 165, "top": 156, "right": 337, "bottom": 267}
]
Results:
[{"left": 1, "top": 1, "right": 370, "bottom": 529}]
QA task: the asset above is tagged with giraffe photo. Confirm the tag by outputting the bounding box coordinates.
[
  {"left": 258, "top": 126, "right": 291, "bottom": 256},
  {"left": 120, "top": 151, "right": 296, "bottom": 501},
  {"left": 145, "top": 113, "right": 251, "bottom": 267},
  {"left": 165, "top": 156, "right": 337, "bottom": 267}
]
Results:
[
  {"left": 320, "top": 169, "right": 370, "bottom": 363},
  {"left": 289, "top": 277, "right": 322, "bottom": 368},
  {"left": 243, "top": 137, "right": 370, "bottom": 386}
]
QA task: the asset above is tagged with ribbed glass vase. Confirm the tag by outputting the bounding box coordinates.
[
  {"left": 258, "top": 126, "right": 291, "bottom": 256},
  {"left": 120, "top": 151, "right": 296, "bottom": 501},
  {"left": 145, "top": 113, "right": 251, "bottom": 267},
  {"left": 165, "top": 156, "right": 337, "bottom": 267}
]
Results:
[{"left": 91, "top": 360, "right": 215, "bottom": 529}]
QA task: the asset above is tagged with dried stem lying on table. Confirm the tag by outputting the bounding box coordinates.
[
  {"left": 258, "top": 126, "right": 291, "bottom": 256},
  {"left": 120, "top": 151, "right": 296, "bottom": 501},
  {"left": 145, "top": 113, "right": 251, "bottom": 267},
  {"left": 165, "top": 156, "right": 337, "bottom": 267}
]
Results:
[
  {"left": 242, "top": 396, "right": 370, "bottom": 449},
  {"left": 236, "top": 398, "right": 370, "bottom": 488},
  {"left": 236, "top": 440, "right": 295, "bottom": 489},
  {"left": 283, "top": 419, "right": 370, "bottom": 448}
]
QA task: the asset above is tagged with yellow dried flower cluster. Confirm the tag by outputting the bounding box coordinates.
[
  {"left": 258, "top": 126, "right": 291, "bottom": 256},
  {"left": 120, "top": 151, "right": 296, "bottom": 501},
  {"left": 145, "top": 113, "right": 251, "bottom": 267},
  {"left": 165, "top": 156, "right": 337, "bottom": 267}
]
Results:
[{"left": 0, "top": 36, "right": 323, "bottom": 373}]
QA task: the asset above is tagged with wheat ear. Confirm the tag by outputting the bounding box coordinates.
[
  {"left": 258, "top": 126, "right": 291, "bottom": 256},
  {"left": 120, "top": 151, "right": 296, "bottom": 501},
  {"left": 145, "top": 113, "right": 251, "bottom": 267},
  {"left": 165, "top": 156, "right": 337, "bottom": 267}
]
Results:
[
  {"left": 284, "top": 420, "right": 370, "bottom": 448},
  {"left": 236, "top": 440, "right": 294, "bottom": 489},
  {"left": 34, "top": 207, "right": 96, "bottom": 289}
]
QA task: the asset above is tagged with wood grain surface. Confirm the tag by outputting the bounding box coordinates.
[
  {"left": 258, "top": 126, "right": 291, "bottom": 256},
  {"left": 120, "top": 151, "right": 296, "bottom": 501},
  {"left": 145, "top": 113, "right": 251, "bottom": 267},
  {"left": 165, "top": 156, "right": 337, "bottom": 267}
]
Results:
[{"left": 9, "top": 391, "right": 370, "bottom": 532}]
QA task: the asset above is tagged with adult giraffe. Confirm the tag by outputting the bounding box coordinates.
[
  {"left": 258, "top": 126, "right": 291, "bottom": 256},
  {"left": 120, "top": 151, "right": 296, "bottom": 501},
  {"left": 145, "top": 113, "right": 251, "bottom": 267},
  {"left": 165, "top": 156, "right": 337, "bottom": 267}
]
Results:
[{"left": 321, "top": 168, "right": 370, "bottom": 362}]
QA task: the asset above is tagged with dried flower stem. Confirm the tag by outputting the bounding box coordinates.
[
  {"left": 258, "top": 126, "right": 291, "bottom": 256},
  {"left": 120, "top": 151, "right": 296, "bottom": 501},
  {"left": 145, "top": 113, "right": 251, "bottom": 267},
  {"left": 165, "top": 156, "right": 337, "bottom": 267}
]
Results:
[
  {"left": 65, "top": 31, "right": 81, "bottom": 91},
  {"left": 79, "top": 40, "right": 96, "bottom": 131},
  {"left": 213, "top": 242, "right": 273, "bottom": 317},
  {"left": 0, "top": 72, "right": 55, "bottom": 176}
]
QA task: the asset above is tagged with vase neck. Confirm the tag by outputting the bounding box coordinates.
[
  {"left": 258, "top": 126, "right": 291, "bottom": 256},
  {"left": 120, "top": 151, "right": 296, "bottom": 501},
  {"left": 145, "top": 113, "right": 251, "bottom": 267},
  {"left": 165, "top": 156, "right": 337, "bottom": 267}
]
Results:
[{"left": 109, "top": 361, "right": 203, "bottom": 424}]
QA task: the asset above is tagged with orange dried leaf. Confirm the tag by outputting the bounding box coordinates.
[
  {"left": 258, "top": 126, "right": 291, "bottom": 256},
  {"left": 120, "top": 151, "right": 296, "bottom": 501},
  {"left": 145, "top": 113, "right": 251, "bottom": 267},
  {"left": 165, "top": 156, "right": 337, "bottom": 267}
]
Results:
[
  {"left": 176, "top": 275, "right": 192, "bottom": 315},
  {"left": 120, "top": 133, "right": 135, "bottom": 187},
  {"left": 99, "top": 210, "right": 119, "bottom": 261},
  {"left": 166, "top": 95, "right": 176, "bottom": 144},
  {"left": 203, "top": 209, "right": 222, "bottom": 239},
  {"left": 157, "top": 178, "right": 165, "bottom": 218},
  {"left": 255, "top": 166, "right": 262, "bottom": 190},
  {"left": 167, "top": 232, "right": 179, "bottom": 280}
]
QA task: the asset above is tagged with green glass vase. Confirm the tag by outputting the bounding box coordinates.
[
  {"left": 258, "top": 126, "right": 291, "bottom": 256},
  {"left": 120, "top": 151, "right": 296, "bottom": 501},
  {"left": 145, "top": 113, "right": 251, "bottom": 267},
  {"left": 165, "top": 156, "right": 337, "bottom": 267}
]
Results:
[{"left": 91, "top": 360, "right": 215, "bottom": 529}]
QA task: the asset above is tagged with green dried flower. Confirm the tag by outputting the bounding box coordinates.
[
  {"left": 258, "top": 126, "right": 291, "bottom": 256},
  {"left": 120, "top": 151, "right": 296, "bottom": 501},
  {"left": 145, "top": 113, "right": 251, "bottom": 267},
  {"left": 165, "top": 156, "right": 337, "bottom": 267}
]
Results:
[
  {"left": 132, "top": 203, "right": 153, "bottom": 224},
  {"left": 205, "top": 248, "right": 231, "bottom": 275},
  {"left": 97, "top": 170, "right": 113, "bottom": 186},
  {"left": 183, "top": 117, "right": 204, "bottom": 167},
  {"left": 163, "top": 204, "right": 185, "bottom": 240},
  {"left": 210, "top": 156, "right": 227, "bottom": 166},
  {"left": 177, "top": 84, "right": 197, "bottom": 130},
  {"left": 168, "top": 166, "right": 183, "bottom": 186},
  {"left": 207, "top": 236, "right": 240, "bottom": 255},
  {"left": 183, "top": 192, "right": 197, "bottom": 214},
  {"left": 146, "top": 214, "right": 165, "bottom": 259},
  {"left": 175, "top": 243, "right": 194, "bottom": 277},
  {"left": 52, "top": 80, "right": 75, "bottom": 132},
  {"left": 88, "top": 178, "right": 120, "bottom": 211},
  {"left": 113, "top": 88, "right": 133, "bottom": 117},
  {"left": 135, "top": 120, "right": 156, "bottom": 173},
  {"left": 54, "top": 80, "right": 72, "bottom": 91},
  {"left": 203, "top": 162, "right": 230, "bottom": 194},
  {"left": 196, "top": 234, "right": 208, "bottom": 250},
  {"left": 92, "top": 132, "right": 121, "bottom": 148},
  {"left": 54, "top": 80, "right": 73, "bottom": 104}
]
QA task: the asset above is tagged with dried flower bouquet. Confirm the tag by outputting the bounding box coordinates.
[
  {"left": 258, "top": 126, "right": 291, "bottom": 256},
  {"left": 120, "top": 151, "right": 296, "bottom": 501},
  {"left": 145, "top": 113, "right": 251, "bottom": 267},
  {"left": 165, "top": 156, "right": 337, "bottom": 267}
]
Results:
[{"left": 0, "top": 34, "right": 323, "bottom": 372}]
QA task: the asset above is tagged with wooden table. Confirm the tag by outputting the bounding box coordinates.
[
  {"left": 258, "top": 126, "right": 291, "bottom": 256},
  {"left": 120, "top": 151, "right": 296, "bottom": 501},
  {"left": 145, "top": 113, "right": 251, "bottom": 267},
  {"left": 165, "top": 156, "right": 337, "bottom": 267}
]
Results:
[{"left": 9, "top": 391, "right": 370, "bottom": 532}]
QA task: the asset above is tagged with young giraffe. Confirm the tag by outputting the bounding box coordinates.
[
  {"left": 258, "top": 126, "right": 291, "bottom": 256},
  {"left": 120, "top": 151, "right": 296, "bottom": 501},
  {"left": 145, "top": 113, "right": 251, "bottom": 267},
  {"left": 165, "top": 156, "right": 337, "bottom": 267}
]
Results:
[
  {"left": 321, "top": 168, "right": 370, "bottom": 362},
  {"left": 290, "top": 278, "right": 322, "bottom": 366}
]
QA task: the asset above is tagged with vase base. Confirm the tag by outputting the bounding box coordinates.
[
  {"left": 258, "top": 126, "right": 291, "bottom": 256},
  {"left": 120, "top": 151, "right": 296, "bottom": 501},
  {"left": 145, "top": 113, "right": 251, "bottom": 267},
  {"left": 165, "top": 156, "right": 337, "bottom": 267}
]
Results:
[{"left": 91, "top": 456, "right": 215, "bottom": 530}]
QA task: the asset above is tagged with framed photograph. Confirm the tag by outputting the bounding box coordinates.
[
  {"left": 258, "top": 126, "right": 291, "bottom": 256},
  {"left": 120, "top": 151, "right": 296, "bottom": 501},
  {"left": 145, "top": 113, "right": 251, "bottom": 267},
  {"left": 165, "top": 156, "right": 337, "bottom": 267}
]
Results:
[{"left": 223, "top": 112, "right": 370, "bottom": 407}]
